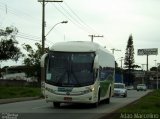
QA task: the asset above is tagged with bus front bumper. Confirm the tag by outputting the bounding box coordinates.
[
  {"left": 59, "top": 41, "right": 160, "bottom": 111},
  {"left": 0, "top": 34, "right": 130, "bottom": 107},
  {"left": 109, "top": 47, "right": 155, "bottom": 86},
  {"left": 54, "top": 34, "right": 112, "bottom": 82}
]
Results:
[{"left": 45, "top": 91, "right": 97, "bottom": 104}]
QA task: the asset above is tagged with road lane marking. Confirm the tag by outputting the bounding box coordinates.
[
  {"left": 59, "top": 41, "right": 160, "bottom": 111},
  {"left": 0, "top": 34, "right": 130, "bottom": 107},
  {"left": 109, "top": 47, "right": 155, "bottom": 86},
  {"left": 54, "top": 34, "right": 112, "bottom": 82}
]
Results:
[{"left": 32, "top": 105, "right": 49, "bottom": 110}]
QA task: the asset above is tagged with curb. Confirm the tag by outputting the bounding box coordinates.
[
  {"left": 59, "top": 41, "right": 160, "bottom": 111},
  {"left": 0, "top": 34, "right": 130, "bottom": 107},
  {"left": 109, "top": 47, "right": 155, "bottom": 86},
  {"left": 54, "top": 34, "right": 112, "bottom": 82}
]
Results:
[{"left": 0, "top": 96, "right": 41, "bottom": 104}]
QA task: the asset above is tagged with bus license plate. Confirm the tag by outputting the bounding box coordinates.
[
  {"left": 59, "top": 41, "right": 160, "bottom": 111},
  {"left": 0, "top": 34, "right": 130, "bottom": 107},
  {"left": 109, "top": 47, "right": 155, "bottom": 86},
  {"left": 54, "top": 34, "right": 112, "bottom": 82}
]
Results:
[{"left": 64, "top": 97, "right": 72, "bottom": 101}]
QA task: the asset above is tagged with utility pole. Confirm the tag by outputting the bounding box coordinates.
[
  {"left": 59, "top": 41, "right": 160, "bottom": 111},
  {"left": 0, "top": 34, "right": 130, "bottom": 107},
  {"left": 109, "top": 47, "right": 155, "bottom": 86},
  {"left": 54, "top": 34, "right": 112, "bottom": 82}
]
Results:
[
  {"left": 88, "top": 35, "right": 103, "bottom": 42},
  {"left": 120, "top": 57, "right": 124, "bottom": 69},
  {"left": 42, "top": 0, "right": 45, "bottom": 55},
  {"left": 146, "top": 54, "right": 149, "bottom": 71},
  {"left": 110, "top": 48, "right": 121, "bottom": 54},
  {"left": 141, "top": 64, "right": 146, "bottom": 84},
  {"left": 157, "top": 63, "right": 160, "bottom": 90},
  {"left": 38, "top": 0, "right": 63, "bottom": 54},
  {"left": 154, "top": 60, "right": 157, "bottom": 67}
]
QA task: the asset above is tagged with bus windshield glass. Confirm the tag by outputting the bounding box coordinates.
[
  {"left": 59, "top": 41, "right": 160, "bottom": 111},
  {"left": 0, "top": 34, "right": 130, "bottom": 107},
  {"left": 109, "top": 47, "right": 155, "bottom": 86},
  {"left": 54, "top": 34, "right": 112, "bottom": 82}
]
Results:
[{"left": 46, "top": 52, "right": 95, "bottom": 87}]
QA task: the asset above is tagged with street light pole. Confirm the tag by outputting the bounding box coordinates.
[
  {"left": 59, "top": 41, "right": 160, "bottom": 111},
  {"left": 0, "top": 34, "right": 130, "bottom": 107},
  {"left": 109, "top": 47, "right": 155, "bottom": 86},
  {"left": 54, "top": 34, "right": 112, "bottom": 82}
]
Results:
[
  {"left": 45, "top": 21, "right": 68, "bottom": 37},
  {"left": 120, "top": 57, "right": 124, "bottom": 69}
]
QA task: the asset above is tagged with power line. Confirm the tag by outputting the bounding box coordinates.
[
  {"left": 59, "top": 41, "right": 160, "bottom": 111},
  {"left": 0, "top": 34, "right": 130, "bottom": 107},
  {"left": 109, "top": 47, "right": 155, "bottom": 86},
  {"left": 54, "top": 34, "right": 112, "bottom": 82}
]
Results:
[
  {"left": 0, "top": 2, "right": 60, "bottom": 43},
  {"left": 16, "top": 35, "right": 40, "bottom": 42},
  {"left": 18, "top": 32, "right": 41, "bottom": 39},
  {"left": 0, "top": 2, "right": 41, "bottom": 21},
  {"left": 0, "top": 2, "right": 41, "bottom": 26},
  {"left": 53, "top": 3, "right": 102, "bottom": 35},
  {"left": 0, "top": 2, "right": 43, "bottom": 45},
  {"left": 58, "top": 3, "right": 83, "bottom": 28},
  {"left": 53, "top": 3, "right": 90, "bottom": 34},
  {"left": 55, "top": 2, "right": 111, "bottom": 45},
  {"left": 63, "top": 1, "right": 98, "bottom": 34},
  {"left": 63, "top": 1, "right": 115, "bottom": 48},
  {"left": 46, "top": 40, "right": 54, "bottom": 44},
  {"left": 59, "top": 3, "right": 95, "bottom": 34},
  {"left": 56, "top": 3, "right": 96, "bottom": 34},
  {"left": 17, "top": 34, "right": 53, "bottom": 46},
  {"left": 0, "top": 26, "right": 41, "bottom": 42}
]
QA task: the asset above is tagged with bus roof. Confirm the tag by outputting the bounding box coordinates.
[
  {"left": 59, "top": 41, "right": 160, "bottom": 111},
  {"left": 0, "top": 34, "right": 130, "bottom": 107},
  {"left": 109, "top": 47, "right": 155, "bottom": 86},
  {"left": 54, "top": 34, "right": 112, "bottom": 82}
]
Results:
[{"left": 50, "top": 41, "right": 111, "bottom": 54}]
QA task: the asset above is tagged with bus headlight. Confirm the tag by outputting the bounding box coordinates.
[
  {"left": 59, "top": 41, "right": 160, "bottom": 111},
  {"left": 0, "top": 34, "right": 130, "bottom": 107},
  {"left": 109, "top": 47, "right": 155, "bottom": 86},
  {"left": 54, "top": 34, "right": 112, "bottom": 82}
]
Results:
[
  {"left": 89, "top": 87, "right": 95, "bottom": 91},
  {"left": 81, "top": 87, "right": 95, "bottom": 94}
]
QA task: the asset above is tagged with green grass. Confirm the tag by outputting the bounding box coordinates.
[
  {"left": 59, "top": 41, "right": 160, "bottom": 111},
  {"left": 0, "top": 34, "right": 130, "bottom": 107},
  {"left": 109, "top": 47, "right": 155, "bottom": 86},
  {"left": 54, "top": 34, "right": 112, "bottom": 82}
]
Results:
[
  {"left": 110, "top": 90, "right": 160, "bottom": 119},
  {"left": 0, "top": 86, "right": 42, "bottom": 99}
]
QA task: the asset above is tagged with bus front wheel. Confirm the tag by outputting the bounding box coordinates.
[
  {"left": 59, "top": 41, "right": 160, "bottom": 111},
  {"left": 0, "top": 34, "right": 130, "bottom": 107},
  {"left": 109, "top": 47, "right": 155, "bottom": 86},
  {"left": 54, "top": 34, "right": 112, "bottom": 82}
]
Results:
[{"left": 93, "top": 90, "right": 100, "bottom": 107}]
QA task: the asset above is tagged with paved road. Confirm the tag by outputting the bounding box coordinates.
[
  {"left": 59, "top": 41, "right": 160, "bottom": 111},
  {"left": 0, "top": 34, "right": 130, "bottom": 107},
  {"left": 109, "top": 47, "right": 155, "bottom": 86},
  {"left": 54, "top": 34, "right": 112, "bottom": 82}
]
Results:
[{"left": 0, "top": 90, "right": 151, "bottom": 119}]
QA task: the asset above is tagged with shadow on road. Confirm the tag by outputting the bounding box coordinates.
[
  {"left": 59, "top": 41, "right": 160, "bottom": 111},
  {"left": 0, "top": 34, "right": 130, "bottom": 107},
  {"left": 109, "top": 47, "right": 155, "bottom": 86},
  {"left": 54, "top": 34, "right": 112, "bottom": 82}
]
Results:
[{"left": 50, "top": 101, "right": 109, "bottom": 109}]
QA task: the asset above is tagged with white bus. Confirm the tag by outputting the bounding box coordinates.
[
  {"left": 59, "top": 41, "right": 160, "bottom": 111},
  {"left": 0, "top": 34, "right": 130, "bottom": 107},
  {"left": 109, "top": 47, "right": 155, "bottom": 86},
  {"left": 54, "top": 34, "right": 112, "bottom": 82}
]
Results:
[{"left": 41, "top": 41, "right": 115, "bottom": 108}]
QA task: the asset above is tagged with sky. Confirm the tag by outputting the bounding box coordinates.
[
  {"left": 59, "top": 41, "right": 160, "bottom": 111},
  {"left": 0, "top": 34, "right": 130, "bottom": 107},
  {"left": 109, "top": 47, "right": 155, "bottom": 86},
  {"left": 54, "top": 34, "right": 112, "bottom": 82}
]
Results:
[{"left": 0, "top": 0, "right": 160, "bottom": 70}]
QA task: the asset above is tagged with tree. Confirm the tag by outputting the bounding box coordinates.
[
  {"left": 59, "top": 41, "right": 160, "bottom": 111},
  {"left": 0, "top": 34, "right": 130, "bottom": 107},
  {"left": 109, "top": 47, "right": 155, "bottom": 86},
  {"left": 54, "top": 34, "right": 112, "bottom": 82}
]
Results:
[
  {"left": 115, "top": 61, "right": 123, "bottom": 73},
  {"left": 124, "top": 34, "right": 135, "bottom": 85},
  {"left": 150, "top": 66, "right": 160, "bottom": 72},
  {"left": 0, "top": 26, "right": 22, "bottom": 61},
  {"left": 132, "top": 64, "right": 141, "bottom": 69},
  {"left": 23, "top": 42, "right": 48, "bottom": 86},
  {"left": 124, "top": 34, "right": 135, "bottom": 70},
  {"left": 150, "top": 67, "right": 157, "bottom": 71}
]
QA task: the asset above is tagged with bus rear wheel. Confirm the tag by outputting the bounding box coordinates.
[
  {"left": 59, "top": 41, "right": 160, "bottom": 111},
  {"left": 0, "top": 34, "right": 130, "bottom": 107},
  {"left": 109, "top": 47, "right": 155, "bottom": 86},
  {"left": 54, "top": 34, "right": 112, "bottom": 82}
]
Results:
[
  {"left": 105, "top": 97, "right": 110, "bottom": 104},
  {"left": 105, "top": 88, "right": 111, "bottom": 104},
  {"left": 53, "top": 102, "right": 60, "bottom": 108}
]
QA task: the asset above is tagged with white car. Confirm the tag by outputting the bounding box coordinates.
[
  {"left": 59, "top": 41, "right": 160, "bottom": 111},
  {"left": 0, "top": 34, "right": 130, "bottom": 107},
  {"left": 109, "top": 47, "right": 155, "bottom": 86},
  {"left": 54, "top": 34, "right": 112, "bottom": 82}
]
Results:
[
  {"left": 137, "top": 84, "right": 147, "bottom": 91},
  {"left": 114, "top": 83, "right": 127, "bottom": 97}
]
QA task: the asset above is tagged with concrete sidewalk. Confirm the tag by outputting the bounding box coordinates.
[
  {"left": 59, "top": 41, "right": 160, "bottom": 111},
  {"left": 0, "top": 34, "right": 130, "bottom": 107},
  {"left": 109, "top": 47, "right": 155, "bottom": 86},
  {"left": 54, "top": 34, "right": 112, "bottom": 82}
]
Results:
[{"left": 0, "top": 97, "right": 41, "bottom": 104}]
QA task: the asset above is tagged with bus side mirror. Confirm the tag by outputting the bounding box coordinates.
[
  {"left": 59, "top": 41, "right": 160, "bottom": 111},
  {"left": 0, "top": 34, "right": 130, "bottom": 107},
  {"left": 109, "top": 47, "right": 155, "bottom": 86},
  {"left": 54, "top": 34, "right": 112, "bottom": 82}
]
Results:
[
  {"left": 41, "top": 53, "right": 48, "bottom": 68},
  {"left": 93, "top": 55, "right": 99, "bottom": 78},
  {"left": 93, "top": 55, "right": 99, "bottom": 69},
  {"left": 41, "top": 53, "right": 48, "bottom": 96}
]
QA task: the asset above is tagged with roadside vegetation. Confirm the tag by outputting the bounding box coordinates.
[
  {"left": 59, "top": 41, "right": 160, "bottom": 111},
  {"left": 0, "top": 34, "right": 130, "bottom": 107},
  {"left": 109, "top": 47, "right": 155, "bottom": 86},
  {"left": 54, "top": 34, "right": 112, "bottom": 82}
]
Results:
[
  {"left": 105, "top": 90, "right": 160, "bottom": 119},
  {"left": 0, "top": 86, "right": 42, "bottom": 99}
]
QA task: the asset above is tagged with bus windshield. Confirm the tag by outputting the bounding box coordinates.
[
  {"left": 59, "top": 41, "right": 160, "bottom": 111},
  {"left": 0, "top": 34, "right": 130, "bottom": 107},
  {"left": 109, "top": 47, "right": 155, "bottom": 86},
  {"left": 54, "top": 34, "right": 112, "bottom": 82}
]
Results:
[{"left": 46, "top": 52, "right": 95, "bottom": 87}]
